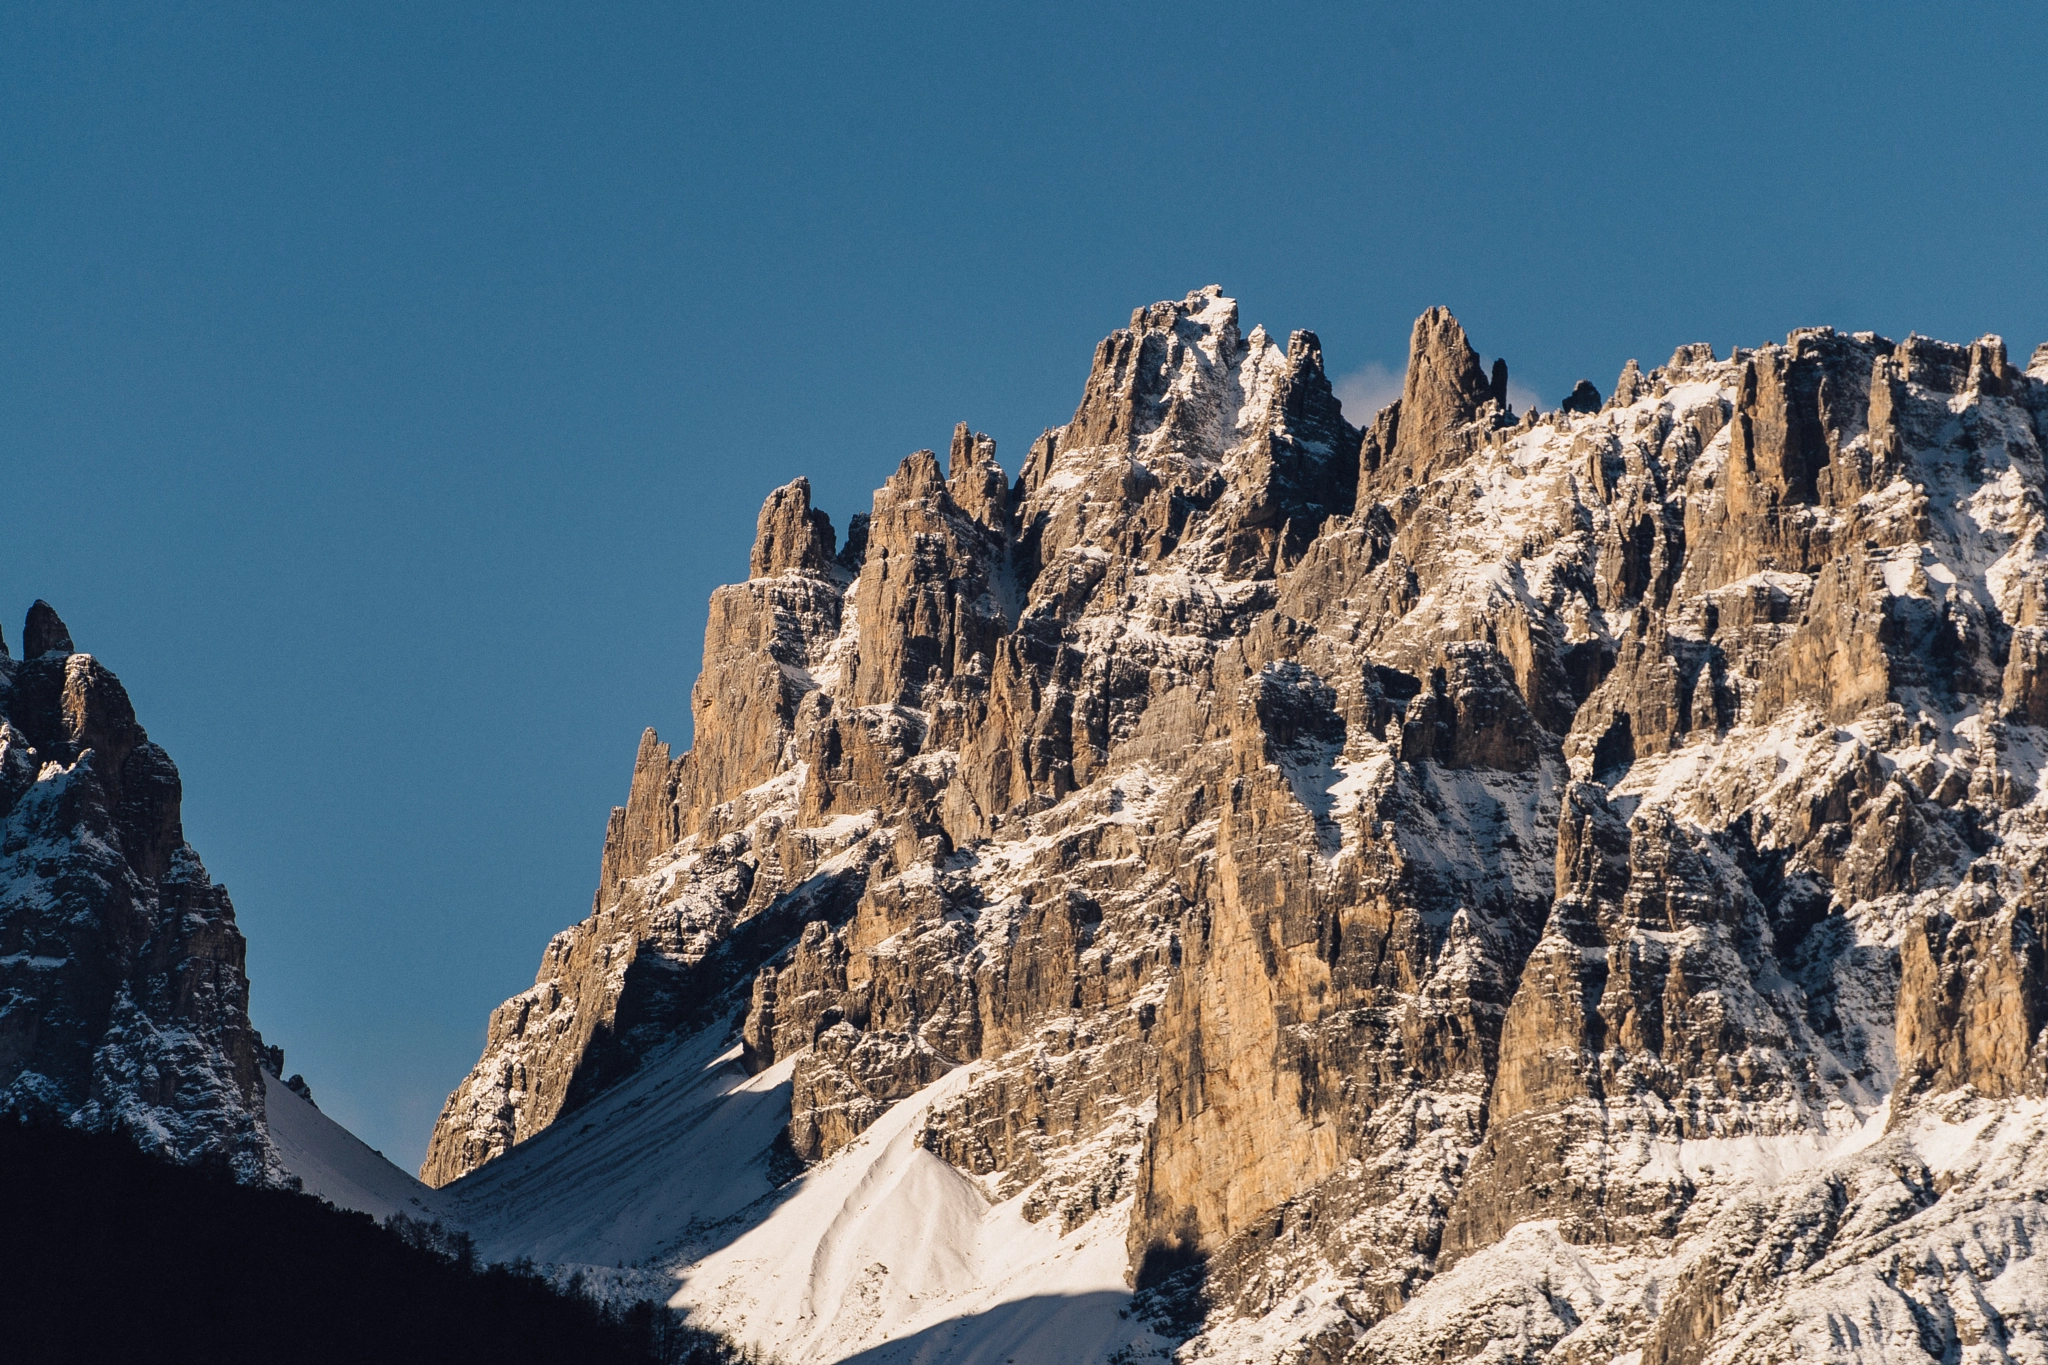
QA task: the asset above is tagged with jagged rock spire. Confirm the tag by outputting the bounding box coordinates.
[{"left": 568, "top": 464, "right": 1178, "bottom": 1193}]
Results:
[
  {"left": 1560, "top": 378, "right": 1602, "bottom": 413},
  {"left": 1361, "top": 306, "right": 1505, "bottom": 497},
  {"left": 1392, "top": 307, "right": 1493, "bottom": 471},
  {"left": 946, "top": 422, "right": 1008, "bottom": 528},
  {"left": 749, "top": 478, "right": 836, "bottom": 579},
  {"left": 1612, "top": 358, "right": 1645, "bottom": 406},
  {"left": 847, "top": 447, "right": 1005, "bottom": 709},
  {"left": 1060, "top": 285, "right": 1243, "bottom": 457},
  {"left": 23, "top": 600, "right": 73, "bottom": 658}
]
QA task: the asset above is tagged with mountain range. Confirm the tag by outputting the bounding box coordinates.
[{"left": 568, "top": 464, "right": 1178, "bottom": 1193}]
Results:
[{"left": 7, "top": 288, "right": 2048, "bottom": 1365}]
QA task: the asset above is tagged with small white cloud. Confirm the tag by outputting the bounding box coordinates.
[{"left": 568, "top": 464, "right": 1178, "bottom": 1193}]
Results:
[
  {"left": 1509, "top": 381, "right": 1543, "bottom": 415},
  {"left": 1333, "top": 362, "right": 1404, "bottom": 423}
]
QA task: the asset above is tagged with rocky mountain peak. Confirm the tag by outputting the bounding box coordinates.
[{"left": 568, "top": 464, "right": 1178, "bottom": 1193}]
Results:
[
  {"left": 423, "top": 289, "right": 2048, "bottom": 1364},
  {"left": 946, "top": 421, "right": 1008, "bottom": 529},
  {"left": 849, "top": 445, "right": 1008, "bottom": 710},
  {"left": 1058, "top": 284, "right": 1246, "bottom": 461},
  {"left": 1359, "top": 305, "right": 1522, "bottom": 506},
  {"left": 0, "top": 602, "right": 273, "bottom": 1179},
  {"left": 1009, "top": 289, "right": 1363, "bottom": 585},
  {"left": 749, "top": 476, "right": 837, "bottom": 578},
  {"left": 880, "top": 446, "right": 947, "bottom": 501},
  {"left": 24, "top": 599, "right": 74, "bottom": 658},
  {"left": 1393, "top": 306, "right": 1493, "bottom": 460}
]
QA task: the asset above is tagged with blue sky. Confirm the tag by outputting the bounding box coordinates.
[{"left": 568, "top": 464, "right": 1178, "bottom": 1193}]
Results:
[{"left": 4, "top": 2, "right": 2044, "bottom": 1168}]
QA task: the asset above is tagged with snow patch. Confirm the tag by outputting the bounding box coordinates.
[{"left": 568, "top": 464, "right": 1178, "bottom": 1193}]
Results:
[
  {"left": 263, "top": 1071, "right": 452, "bottom": 1224},
  {"left": 669, "top": 1063, "right": 1165, "bottom": 1363}
]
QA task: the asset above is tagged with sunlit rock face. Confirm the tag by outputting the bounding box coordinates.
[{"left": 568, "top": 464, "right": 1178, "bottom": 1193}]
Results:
[
  {"left": 428, "top": 289, "right": 2048, "bottom": 1364},
  {"left": 0, "top": 601, "right": 277, "bottom": 1180}
]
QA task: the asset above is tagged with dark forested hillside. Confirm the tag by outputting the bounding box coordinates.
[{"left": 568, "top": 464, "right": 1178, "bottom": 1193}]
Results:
[{"left": 0, "top": 1120, "right": 744, "bottom": 1365}]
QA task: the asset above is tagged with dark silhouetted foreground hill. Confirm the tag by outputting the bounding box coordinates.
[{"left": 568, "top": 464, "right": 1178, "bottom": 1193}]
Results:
[{"left": 0, "top": 1120, "right": 747, "bottom": 1365}]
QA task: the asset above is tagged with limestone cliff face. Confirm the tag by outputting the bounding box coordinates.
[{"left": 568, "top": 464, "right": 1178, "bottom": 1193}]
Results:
[
  {"left": 428, "top": 290, "right": 2048, "bottom": 1363},
  {"left": 0, "top": 602, "right": 277, "bottom": 1179}
]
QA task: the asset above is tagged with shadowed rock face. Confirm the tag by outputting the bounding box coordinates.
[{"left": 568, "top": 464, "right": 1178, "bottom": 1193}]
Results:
[
  {"left": 0, "top": 602, "right": 275, "bottom": 1179},
  {"left": 427, "top": 290, "right": 2048, "bottom": 1362}
]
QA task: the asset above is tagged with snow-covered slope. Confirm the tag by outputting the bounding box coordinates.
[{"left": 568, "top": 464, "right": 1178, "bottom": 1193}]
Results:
[
  {"left": 445, "top": 1013, "right": 1166, "bottom": 1362},
  {"left": 669, "top": 1061, "right": 1161, "bottom": 1364},
  {"left": 1322, "top": 1093, "right": 2048, "bottom": 1365},
  {"left": 261, "top": 1070, "right": 453, "bottom": 1224},
  {"left": 449, "top": 1019, "right": 793, "bottom": 1268}
]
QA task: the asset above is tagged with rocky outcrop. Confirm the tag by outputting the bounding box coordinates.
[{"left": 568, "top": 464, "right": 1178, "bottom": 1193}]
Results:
[
  {"left": 1363, "top": 305, "right": 1497, "bottom": 496},
  {"left": 430, "top": 289, "right": 2048, "bottom": 1364},
  {"left": 1895, "top": 898, "right": 2046, "bottom": 1102},
  {"left": 417, "top": 486, "right": 873, "bottom": 1186},
  {"left": 846, "top": 446, "right": 1010, "bottom": 710},
  {"left": 1561, "top": 379, "right": 1602, "bottom": 413},
  {"left": 748, "top": 475, "right": 836, "bottom": 578},
  {"left": 0, "top": 602, "right": 275, "bottom": 1179}
]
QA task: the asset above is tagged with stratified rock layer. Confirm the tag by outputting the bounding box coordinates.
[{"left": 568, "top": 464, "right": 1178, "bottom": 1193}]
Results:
[{"left": 429, "top": 289, "right": 2048, "bottom": 1363}]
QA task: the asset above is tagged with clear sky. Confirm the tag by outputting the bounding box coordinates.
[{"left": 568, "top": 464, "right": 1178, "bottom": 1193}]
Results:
[{"left": 5, "top": 2, "right": 2044, "bottom": 1169}]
